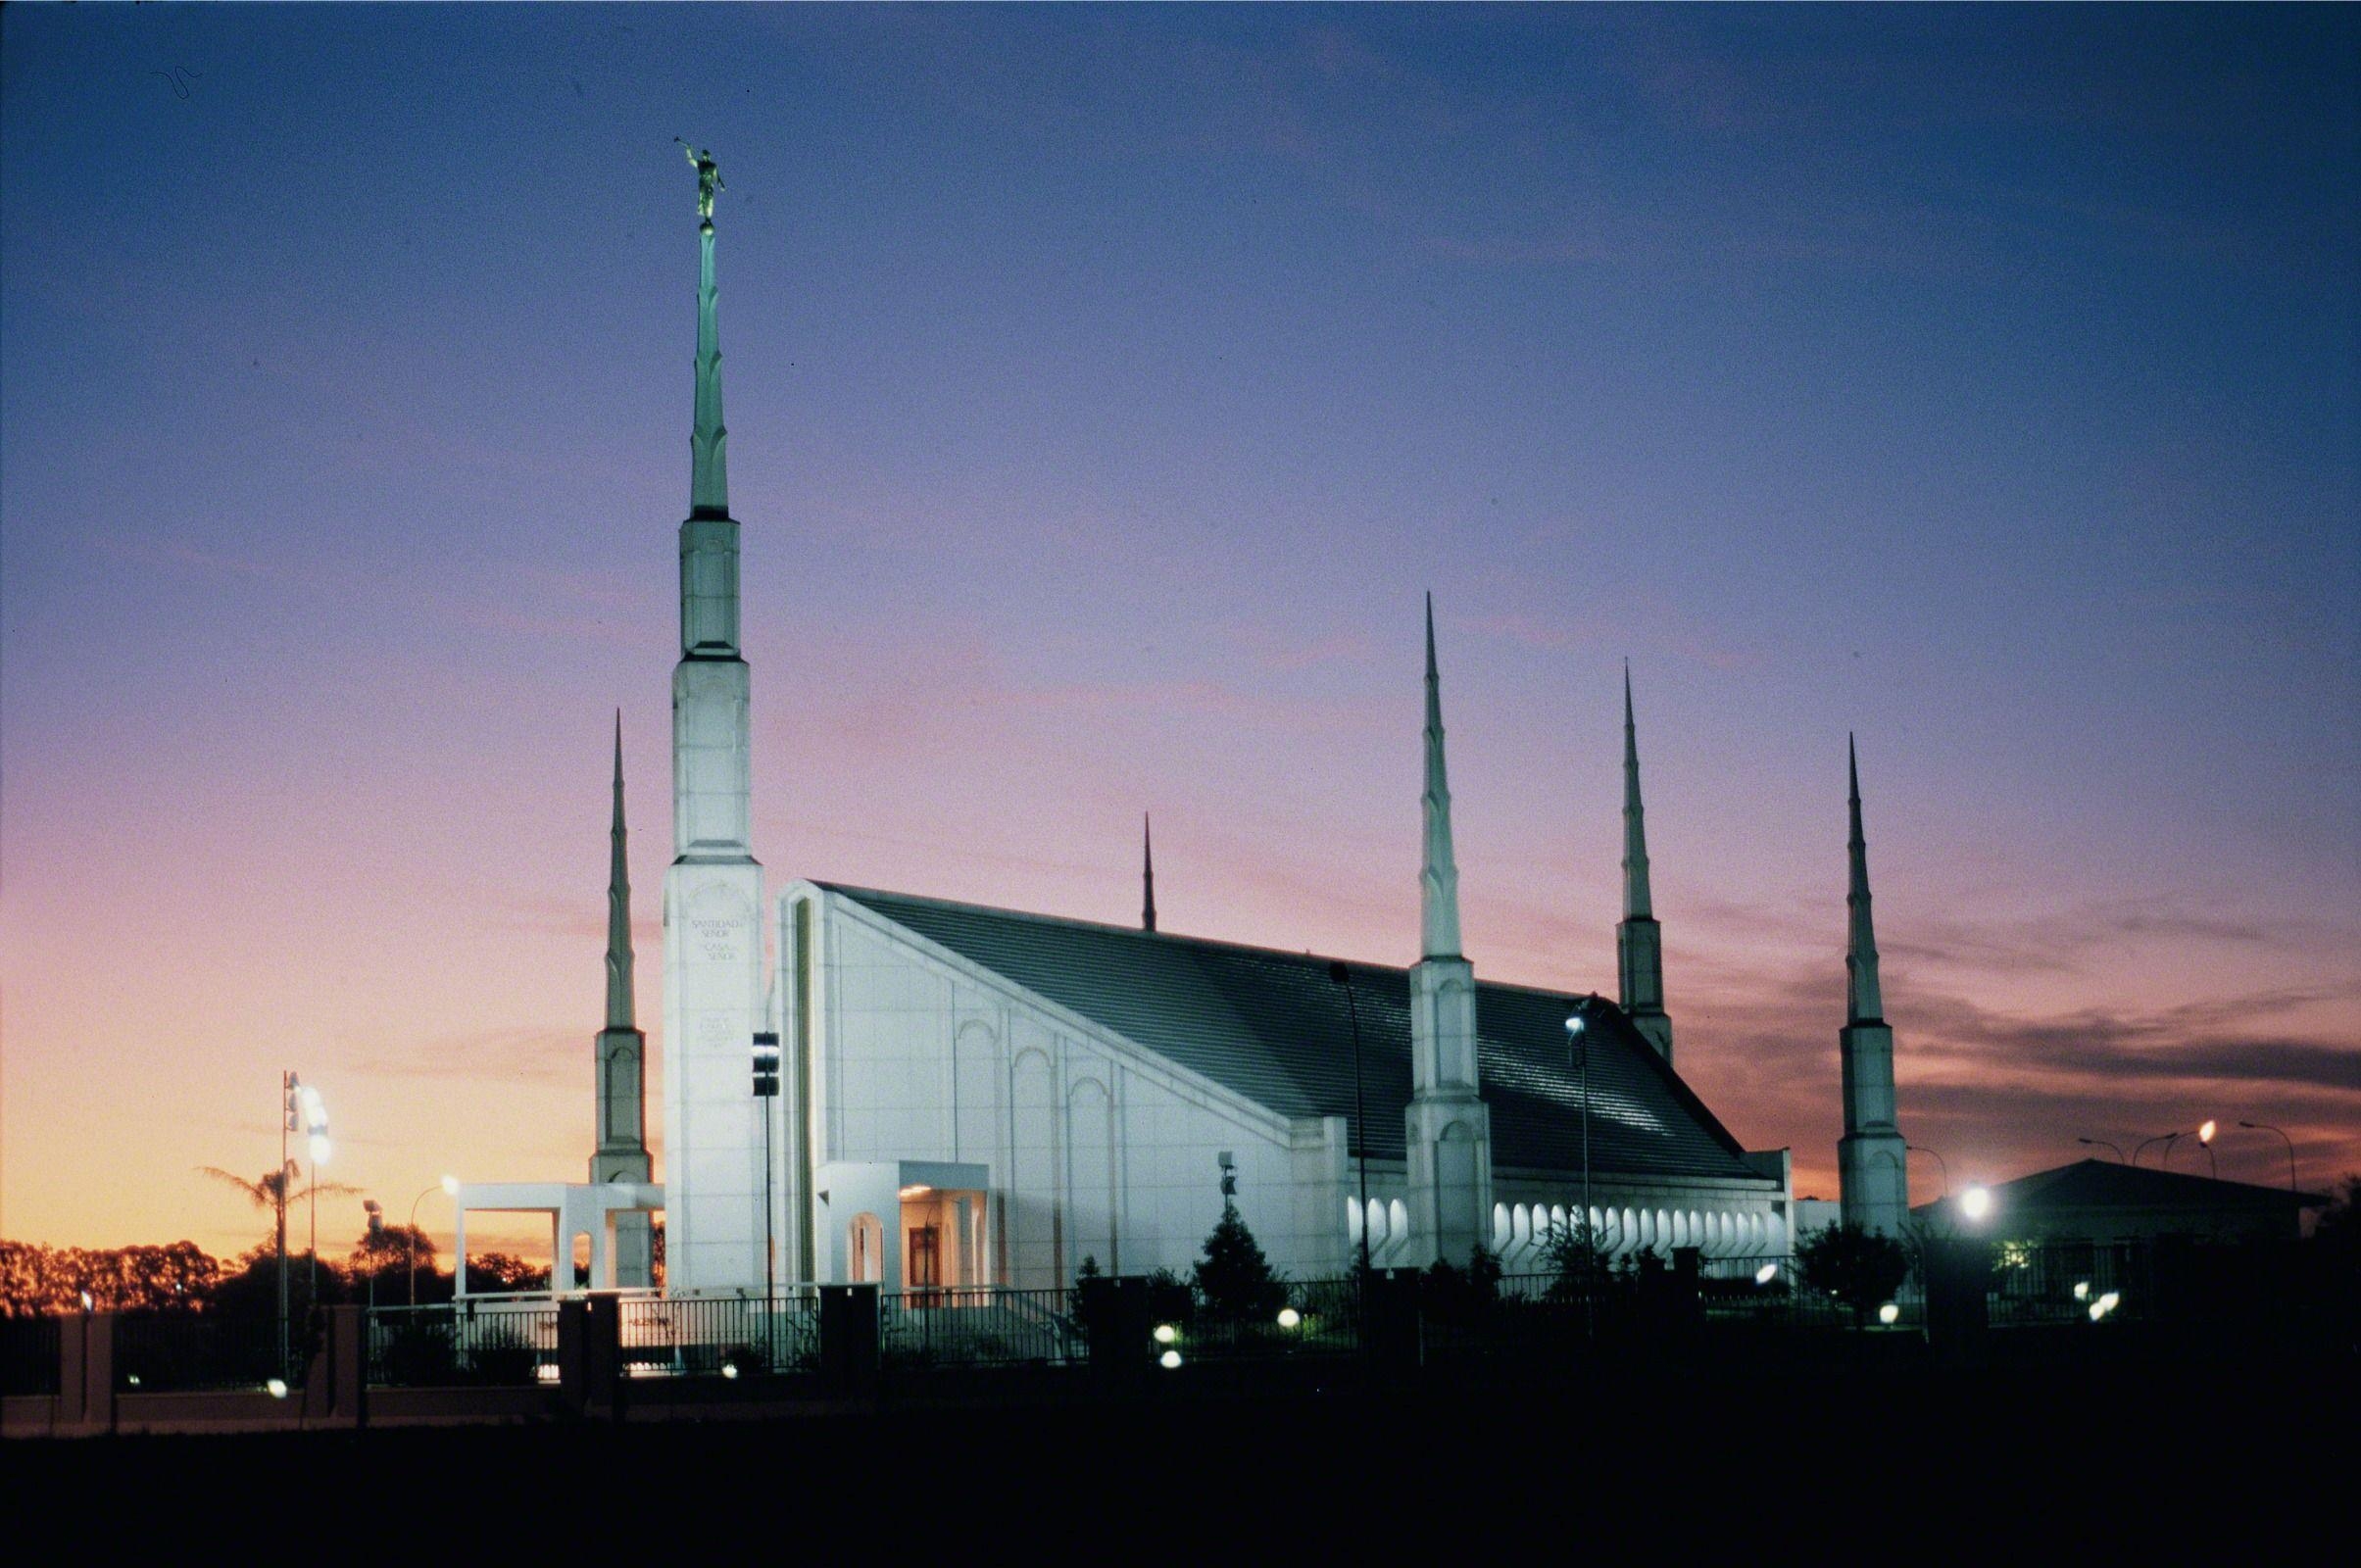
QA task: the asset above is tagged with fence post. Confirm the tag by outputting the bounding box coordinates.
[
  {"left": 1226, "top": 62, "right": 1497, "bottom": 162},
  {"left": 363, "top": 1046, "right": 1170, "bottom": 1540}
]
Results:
[
  {"left": 581, "top": 1297, "right": 623, "bottom": 1419},
  {"left": 319, "top": 1305, "right": 366, "bottom": 1428},
  {"left": 1924, "top": 1239, "right": 1990, "bottom": 1361},
  {"left": 556, "top": 1298, "right": 590, "bottom": 1416},
  {"left": 819, "top": 1284, "right": 879, "bottom": 1397},
  {"left": 58, "top": 1313, "right": 113, "bottom": 1436},
  {"left": 1361, "top": 1269, "right": 1421, "bottom": 1376},
  {"left": 1080, "top": 1276, "right": 1152, "bottom": 1392}
]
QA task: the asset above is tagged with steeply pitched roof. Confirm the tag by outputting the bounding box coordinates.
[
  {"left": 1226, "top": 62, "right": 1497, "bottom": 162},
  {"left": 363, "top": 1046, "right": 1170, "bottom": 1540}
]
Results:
[
  {"left": 1912, "top": 1158, "right": 2326, "bottom": 1217},
  {"left": 820, "top": 884, "right": 1768, "bottom": 1185}
]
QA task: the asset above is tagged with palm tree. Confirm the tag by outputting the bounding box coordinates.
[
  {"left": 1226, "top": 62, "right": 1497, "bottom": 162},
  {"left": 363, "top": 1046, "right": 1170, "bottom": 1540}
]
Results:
[{"left": 199, "top": 1162, "right": 360, "bottom": 1344}]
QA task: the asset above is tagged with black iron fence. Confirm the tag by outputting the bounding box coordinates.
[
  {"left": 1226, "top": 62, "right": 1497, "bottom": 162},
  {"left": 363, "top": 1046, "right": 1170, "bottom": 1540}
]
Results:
[
  {"left": 882, "top": 1285, "right": 1079, "bottom": 1368},
  {"left": 114, "top": 1312, "right": 295, "bottom": 1393},
  {"left": 619, "top": 1293, "right": 819, "bottom": 1377},
  {"left": 1, "top": 1316, "right": 63, "bottom": 1396},
  {"left": 368, "top": 1300, "right": 561, "bottom": 1387},
  {"left": 12, "top": 1236, "right": 2290, "bottom": 1410}
]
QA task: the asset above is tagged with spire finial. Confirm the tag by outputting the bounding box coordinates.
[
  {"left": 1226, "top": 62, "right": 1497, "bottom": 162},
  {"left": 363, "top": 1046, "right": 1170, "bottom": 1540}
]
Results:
[
  {"left": 1622, "top": 662, "right": 1652, "bottom": 920},
  {"left": 1845, "top": 734, "right": 1884, "bottom": 1024},
  {"left": 1420, "top": 594, "right": 1462, "bottom": 959},
  {"left": 1142, "top": 812, "right": 1157, "bottom": 933},
  {"left": 682, "top": 141, "right": 728, "bottom": 517},
  {"left": 605, "top": 714, "right": 635, "bottom": 1031}
]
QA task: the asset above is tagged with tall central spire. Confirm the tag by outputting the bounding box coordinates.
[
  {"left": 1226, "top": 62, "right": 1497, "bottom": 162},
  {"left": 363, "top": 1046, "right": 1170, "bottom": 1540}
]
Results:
[
  {"left": 687, "top": 142, "right": 728, "bottom": 517},
  {"left": 1621, "top": 663, "right": 1652, "bottom": 920},
  {"left": 606, "top": 711, "right": 634, "bottom": 1030},
  {"left": 1420, "top": 593, "right": 1463, "bottom": 959},
  {"left": 1845, "top": 734, "right": 1885, "bottom": 1024}
]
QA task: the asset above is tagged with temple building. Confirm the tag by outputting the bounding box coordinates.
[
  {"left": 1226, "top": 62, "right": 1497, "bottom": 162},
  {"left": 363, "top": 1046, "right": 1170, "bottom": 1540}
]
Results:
[{"left": 467, "top": 152, "right": 1935, "bottom": 1297}]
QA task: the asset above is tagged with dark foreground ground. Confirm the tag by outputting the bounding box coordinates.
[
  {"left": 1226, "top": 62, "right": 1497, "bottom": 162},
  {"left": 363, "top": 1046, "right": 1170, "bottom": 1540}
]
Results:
[{"left": 5, "top": 1350, "right": 2348, "bottom": 1553}]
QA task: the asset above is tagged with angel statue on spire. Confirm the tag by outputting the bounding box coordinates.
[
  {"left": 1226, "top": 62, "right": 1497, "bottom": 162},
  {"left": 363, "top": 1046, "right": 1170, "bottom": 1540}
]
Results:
[{"left": 677, "top": 139, "right": 723, "bottom": 223}]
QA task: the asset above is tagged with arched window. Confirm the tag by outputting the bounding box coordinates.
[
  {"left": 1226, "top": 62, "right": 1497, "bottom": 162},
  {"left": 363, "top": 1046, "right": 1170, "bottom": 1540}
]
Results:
[{"left": 849, "top": 1212, "right": 884, "bottom": 1284}]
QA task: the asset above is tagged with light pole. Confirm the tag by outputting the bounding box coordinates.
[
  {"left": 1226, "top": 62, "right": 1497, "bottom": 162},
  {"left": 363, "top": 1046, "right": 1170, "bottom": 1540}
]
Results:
[
  {"left": 408, "top": 1176, "right": 460, "bottom": 1305},
  {"left": 1328, "top": 963, "right": 1372, "bottom": 1282},
  {"left": 2239, "top": 1122, "right": 2298, "bottom": 1193},
  {"left": 363, "top": 1200, "right": 384, "bottom": 1313},
  {"left": 1907, "top": 1144, "right": 1949, "bottom": 1198},
  {"left": 2132, "top": 1132, "right": 2177, "bottom": 1167},
  {"left": 1565, "top": 1005, "right": 1598, "bottom": 1339},
  {"left": 753, "top": 1031, "right": 781, "bottom": 1365},
  {"left": 2077, "top": 1138, "right": 2125, "bottom": 1162},
  {"left": 293, "top": 1082, "right": 330, "bottom": 1316},
  {"left": 279, "top": 1071, "right": 296, "bottom": 1376}
]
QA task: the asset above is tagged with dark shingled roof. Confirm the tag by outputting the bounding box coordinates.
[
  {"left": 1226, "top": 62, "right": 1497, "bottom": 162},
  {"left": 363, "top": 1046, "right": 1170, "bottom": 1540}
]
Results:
[
  {"left": 822, "top": 885, "right": 1768, "bottom": 1184},
  {"left": 1913, "top": 1158, "right": 2328, "bottom": 1217}
]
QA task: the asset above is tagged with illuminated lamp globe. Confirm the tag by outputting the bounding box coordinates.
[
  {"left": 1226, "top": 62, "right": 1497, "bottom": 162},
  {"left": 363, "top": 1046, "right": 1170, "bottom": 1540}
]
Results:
[
  {"left": 1754, "top": 1263, "right": 1778, "bottom": 1285},
  {"left": 1877, "top": 1302, "right": 1900, "bottom": 1326},
  {"left": 2198, "top": 1120, "right": 2217, "bottom": 1145},
  {"left": 1959, "top": 1186, "right": 1993, "bottom": 1222},
  {"left": 1153, "top": 1323, "right": 1177, "bottom": 1346},
  {"left": 441, "top": 1175, "right": 461, "bottom": 1197},
  {"left": 266, "top": 1378, "right": 289, "bottom": 1398},
  {"left": 1158, "top": 1349, "right": 1182, "bottom": 1370},
  {"left": 1276, "top": 1307, "right": 1302, "bottom": 1329}
]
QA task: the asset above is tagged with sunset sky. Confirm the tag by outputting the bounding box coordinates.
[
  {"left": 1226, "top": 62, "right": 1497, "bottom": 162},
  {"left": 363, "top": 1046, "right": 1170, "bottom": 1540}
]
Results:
[{"left": 4, "top": 6, "right": 2354, "bottom": 1264}]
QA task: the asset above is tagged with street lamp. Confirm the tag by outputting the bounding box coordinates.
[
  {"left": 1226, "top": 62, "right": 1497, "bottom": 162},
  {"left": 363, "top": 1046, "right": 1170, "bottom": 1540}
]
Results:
[
  {"left": 2239, "top": 1122, "right": 2298, "bottom": 1193},
  {"left": 1328, "top": 962, "right": 1372, "bottom": 1282},
  {"left": 2193, "top": 1119, "right": 2218, "bottom": 1178},
  {"left": 2132, "top": 1131, "right": 2177, "bottom": 1167},
  {"left": 1566, "top": 999, "right": 1599, "bottom": 1340},
  {"left": 408, "top": 1176, "right": 460, "bottom": 1305},
  {"left": 293, "top": 1082, "right": 330, "bottom": 1314},
  {"left": 1907, "top": 1144, "right": 1949, "bottom": 1198},
  {"left": 2077, "top": 1138, "right": 2125, "bottom": 1162}
]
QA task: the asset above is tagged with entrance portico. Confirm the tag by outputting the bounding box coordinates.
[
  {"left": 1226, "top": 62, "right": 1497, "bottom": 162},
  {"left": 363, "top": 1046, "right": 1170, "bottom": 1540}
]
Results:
[
  {"left": 815, "top": 1160, "right": 989, "bottom": 1292},
  {"left": 452, "top": 1180, "right": 664, "bottom": 1297}
]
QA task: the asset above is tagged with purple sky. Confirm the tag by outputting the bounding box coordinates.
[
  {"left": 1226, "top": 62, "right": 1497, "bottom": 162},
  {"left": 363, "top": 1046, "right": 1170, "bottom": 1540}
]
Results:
[{"left": 3, "top": 5, "right": 2354, "bottom": 1258}]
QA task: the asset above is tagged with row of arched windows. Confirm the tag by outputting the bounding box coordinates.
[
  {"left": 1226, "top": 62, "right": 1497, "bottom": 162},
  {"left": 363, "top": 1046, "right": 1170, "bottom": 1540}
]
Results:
[
  {"left": 1490, "top": 1201, "right": 1775, "bottom": 1263},
  {"left": 1341, "top": 1197, "right": 1778, "bottom": 1267}
]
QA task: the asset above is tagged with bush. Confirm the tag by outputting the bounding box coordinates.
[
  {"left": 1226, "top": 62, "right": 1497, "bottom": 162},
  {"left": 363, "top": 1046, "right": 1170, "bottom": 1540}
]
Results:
[{"left": 1796, "top": 1223, "right": 1911, "bottom": 1326}]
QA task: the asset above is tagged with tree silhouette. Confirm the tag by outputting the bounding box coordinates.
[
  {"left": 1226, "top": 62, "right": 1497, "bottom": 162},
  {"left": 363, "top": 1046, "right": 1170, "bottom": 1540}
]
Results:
[{"left": 1194, "top": 1201, "right": 1283, "bottom": 1320}]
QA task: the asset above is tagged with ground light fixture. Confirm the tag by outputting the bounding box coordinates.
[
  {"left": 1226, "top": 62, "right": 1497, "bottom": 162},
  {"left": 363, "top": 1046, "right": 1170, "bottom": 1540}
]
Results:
[
  {"left": 1959, "top": 1185, "right": 1993, "bottom": 1223},
  {"left": 1153, "top": 1323, "right": 1177, "bottom": 1346},
  {"left": 1878, "top": 1302, "right": 1900, "bottom": 1325},
  {"left": 1754, "top": 1263, "right": 1778, "bottom": 1285},
  {"left": 2074, "top": 1281, "right": 2090, "bottom": 1300},
  {"left": 1158, "top": 1349, "right": 1183, "bottom": 1370},
  {"left": 266, "top": 1378, "right": 289, "bottom": 1398},
  {"left": 1276, "top": 1307, "right": 1302, "bottom": 1329}
]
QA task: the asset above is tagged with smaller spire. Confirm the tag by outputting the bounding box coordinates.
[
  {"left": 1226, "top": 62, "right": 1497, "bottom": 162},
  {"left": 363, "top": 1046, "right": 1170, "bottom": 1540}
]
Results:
[
  {"left": 605, "top": 711, "right": 635, "bottom": 1031},
  {"left": 1420, "top": 593, "right": 1463, "bottom": 959},
  {"left": 1622, "top": 662, "right": 1653, "bottom": 920},
  {"left": 1845, "top": 733, "right": 1885, "bottom": 1025},
  {"left": 1142, "top": 813, "right": 1157, "bottom": 933}
]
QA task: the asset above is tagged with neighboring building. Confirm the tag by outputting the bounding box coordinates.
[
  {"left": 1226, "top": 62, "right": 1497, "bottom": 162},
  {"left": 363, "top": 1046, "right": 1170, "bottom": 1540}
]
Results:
[{"left": 1913, "top": 1159, "right": 2326, "bottom": 1245}]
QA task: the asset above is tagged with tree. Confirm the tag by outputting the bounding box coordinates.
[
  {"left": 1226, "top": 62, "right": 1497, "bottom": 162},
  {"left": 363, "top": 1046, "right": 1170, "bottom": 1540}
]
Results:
[
  {"left": 198, "top": 1163, "right": 361, "bottom": 1248},
  {"left": 1796, "top": 1222, "right": 1911, "bottom": 1326},
  {"left": 1194, "top": 1202, "right": 1284, "bottom": 1320}
]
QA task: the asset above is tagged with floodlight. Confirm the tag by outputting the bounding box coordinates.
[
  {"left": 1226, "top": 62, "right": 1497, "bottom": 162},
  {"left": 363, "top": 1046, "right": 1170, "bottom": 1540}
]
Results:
[
  {"left": 2073, "top": 1281, "right": 2090, "bottom": 1301},
  {"left": 1877, "top": 1302, "right": 1900, "bottom": 1326},
  {"left": 721, "top": 1362, "right": 739, "bottom": 1380},
  {"left": 266, "top": 1378, "right": 289, "bottom": 1398},
  {"left": 1959, "top": 1186, "right": 1993, "bottom": 1222},
  {"left": 1755, "top": 1263, "right": 1778, "bottom": 1285},
  {"left": 2097, "top": 1292, "right": 2120, "bottom": 1314},
  {"left": 1153, "top": 1323, "right": 1178, "bottom": 1346},
  {"left": 1277, "top": 1307, "right": 1302, "bottom": 1329},
  {"left": 1565, "top": 1014, "right": 1586, "bottom": 1037},
  {"left": 2089, "top": 1301, "right": 2106, "bottom": 1322},
  {"left": 1158, "top": 1349, "right": 1182, "bottom": 1370},
  {"left": 310, "top": 1135, "right": 332, "bottom": 1164}
]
